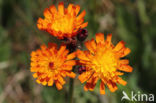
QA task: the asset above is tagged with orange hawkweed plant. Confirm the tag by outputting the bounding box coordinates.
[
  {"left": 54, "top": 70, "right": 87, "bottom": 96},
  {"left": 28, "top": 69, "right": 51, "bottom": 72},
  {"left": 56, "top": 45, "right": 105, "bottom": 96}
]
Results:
[
  {"left": 37, "top": 2, "right": 88, "bottom": 39},
  {"left": 30, "top": 1, "right": 133, "bottom": 103},
  {"left": 77, "top": 33, "right": 133, "bottom": 94},
  {"left": 30, "top": 43, "right": 76, "bottom": 90}
]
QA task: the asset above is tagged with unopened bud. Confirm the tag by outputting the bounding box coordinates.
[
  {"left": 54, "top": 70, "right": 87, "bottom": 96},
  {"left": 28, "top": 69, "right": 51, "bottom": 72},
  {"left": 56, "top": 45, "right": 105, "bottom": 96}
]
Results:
[
  {"left": 66, "top": 40, "right": 77, "bottom": 53},
  {"left": 77, "top": 29, "right": 88, "bottom": 41},
  {"left": 78, "top": 66, "right": 86, "bottom": 74}
]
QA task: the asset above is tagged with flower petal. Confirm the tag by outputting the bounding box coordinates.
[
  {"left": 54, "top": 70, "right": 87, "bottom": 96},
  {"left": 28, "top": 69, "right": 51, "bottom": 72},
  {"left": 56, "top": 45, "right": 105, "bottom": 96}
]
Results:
[
  {"left": 100, "top": 81, "right": 105, "bottom": 94},
  {"left": 55, "top": 81, "right": 63, "bottom": 90},
  {"left": 119, "top": 65, "right": 133, "bottom": 72},
  {"left": 114, "top": 41, "right": 125, "bottom": 51},
  {"left": 96, "top": 33, "right": 105, "bottom": 44},
  {"left": 58, "top": 2, "right": 64, "bottom": 15},
  {"left": 106, "top": 34, "right": 112, "bottom": 45},
  {"left": 76, "top": 10, "right": 86, "bottom": 21},
  {"left": 66, "top": 52, "right": 76, "bottom": 60}
]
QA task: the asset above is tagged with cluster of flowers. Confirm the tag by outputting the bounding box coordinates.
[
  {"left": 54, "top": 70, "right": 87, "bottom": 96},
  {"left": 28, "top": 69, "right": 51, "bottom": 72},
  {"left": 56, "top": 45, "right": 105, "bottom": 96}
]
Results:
[{"left": 30, "top": 2, "right": 133, "bottom": 95}]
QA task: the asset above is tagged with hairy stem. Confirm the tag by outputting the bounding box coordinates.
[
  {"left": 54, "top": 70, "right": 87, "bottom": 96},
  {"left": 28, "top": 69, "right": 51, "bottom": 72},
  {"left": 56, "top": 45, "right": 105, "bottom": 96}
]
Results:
[{"left": 69, "top": 78, "right": 74, "bottom": 103}]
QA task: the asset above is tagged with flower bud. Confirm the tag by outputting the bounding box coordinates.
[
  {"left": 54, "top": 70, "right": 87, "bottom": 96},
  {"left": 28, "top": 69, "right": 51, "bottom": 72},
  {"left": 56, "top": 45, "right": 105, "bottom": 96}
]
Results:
[
  {"left": 78, "top": 66, "right": 86, "bottom": 74},
  {"left": 77, "top": 29, "right": 88, "bottom": 41},
  {"left": 66, "top": 40, "right": 77, "bottom": 53}
]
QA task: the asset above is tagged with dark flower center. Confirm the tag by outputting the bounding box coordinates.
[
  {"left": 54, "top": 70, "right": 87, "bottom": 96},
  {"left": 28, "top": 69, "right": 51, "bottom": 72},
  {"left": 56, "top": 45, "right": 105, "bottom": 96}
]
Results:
[{"left": 49, "top": 62, "right": 54, "bottom": 69}]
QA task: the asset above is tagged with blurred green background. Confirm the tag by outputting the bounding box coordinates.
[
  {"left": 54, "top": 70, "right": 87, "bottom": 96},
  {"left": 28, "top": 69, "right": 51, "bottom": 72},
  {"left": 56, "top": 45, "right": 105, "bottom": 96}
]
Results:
[{"left": 0, "top": 0, "right": 156, "bottom": 103}]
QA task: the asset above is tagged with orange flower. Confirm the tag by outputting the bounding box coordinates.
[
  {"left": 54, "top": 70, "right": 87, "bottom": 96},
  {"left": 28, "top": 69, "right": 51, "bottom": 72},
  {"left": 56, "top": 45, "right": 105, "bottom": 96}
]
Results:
[
  {"left": 77, "top": 33, "right": 133, "bottom": 94},
  {"left": 30, "top": 43, "right": 76, "bottom": 90},
  {"left": 37, "top": 2, "right": 88, "bottom": 39}
]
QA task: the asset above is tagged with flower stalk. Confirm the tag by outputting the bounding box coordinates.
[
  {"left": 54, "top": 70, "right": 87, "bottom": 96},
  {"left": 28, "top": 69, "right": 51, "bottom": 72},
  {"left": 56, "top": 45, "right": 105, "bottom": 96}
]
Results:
[{"left": 69, "top": 78, "right": 74, "bottom": 103}]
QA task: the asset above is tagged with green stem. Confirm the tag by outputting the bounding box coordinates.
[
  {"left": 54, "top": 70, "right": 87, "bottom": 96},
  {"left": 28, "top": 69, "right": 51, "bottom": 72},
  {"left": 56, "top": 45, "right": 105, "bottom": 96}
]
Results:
[{"left": 69, "top": 78, "right": 74, "bottom": 103}]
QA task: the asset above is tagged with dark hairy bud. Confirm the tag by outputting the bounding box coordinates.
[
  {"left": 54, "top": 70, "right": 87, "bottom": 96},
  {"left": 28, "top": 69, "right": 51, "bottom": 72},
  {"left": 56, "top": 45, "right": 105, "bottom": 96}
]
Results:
[
  {"left": 77, "top": 29, "right": 88, "bottom": 41},
  {"left": 78, "top": 66, "right": 86, "bottom": 74},
  {"left": 66, "top": 40, "right": 77, "bottom": 53}
]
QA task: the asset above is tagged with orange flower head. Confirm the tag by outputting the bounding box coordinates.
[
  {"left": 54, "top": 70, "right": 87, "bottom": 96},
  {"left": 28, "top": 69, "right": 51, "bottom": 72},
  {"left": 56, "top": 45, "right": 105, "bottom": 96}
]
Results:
[
  {"left": 30, "top": 43, "right": 76, "bottom": 90},
  {"left": 77, "top": 33, "right": 133, "bottom": 94},
  {"left": 37, "top": 2, "right": 88, "bottom": 39}
]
